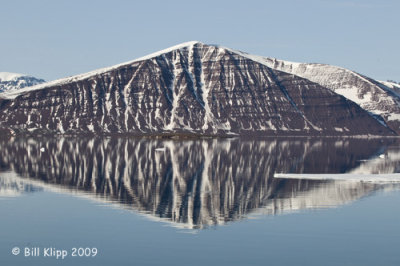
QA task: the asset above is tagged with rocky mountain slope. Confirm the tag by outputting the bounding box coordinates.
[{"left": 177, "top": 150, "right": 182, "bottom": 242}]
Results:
[
  {"left": 0, "top": 42, "right": 394, "bottom": 136},
  {"left": 0, "top": 72, "right": 45, "bottom": 93},
  {"left": 262, "top": 58, "right": 400, "bottom": 133}
]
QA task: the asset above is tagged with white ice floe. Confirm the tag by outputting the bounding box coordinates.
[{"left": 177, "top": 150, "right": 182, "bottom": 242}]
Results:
[{"left": 274, "top": 173, "right": 400, "bottom": 183}]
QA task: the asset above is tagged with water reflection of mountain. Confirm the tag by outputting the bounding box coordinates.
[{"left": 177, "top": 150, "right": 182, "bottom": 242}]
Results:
[
  {"left": 0, "top": 173, "right": 42, "bottom": 198},
  {"left": 0, "top": 137, "right": 399, "bottom": 229}
]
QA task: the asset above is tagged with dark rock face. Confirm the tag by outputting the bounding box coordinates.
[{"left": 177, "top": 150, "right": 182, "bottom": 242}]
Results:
[{"left": 0, "top": 42, "right": 394, "bottom": 136}]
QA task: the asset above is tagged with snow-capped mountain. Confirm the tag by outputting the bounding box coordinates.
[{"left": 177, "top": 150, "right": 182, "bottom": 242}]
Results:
[
  {"left": 0, "top": 72, "right": 45, "bottom": 93},
  {"left": 0, "top": 137, "right": 398, "bottom": 229},
  {"left": 379, "top": 80, "right": 400, "bottom": 94},
  {"left": 262, "top": 58, "right": 400, "bottom": 133},
  {"left": 0, "top": 42, "right": 393, "bottom": 136}
]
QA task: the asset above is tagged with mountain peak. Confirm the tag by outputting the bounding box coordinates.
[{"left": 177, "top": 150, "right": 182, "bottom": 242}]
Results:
[
  {"left": 132, "top": 40, "right": 204, "bottom": 61},
  {"left": 0, "top": 72, "right": 25, "bottom": 82},
  {"left": 0, "top": 73, "right": 45, "bottom": 93},
  {"left": 0, "top": 41, "right": 211, "bottom": 99}
]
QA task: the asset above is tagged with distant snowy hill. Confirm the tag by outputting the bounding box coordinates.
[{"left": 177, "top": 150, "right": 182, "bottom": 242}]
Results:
[
  {"left": 379, "top": 80, "right": 400, "bottom": 93},
  {"left": 0, "top": 72, "right": 45, "bottom": 93},
  {"left": 262, "top": 58, "right": 400, "bottom": 133}
]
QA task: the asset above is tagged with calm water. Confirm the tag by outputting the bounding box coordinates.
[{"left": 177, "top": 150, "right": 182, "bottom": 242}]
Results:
[{"left": 0, "top": 137, "right": 400, "bottom": 265}]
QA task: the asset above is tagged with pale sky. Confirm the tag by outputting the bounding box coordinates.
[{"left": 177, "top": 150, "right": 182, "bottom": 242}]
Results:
[{"left": 0, "top": 0, "right": 399, "bottom": 82}]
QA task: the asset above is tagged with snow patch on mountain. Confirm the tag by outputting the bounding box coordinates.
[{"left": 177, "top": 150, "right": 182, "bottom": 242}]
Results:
[
  {"left": 0, "top": 72, "right": 24, "bottom": 82},
  {"left": 0, "top": 72, "right": 45, "bottom": 93}
]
